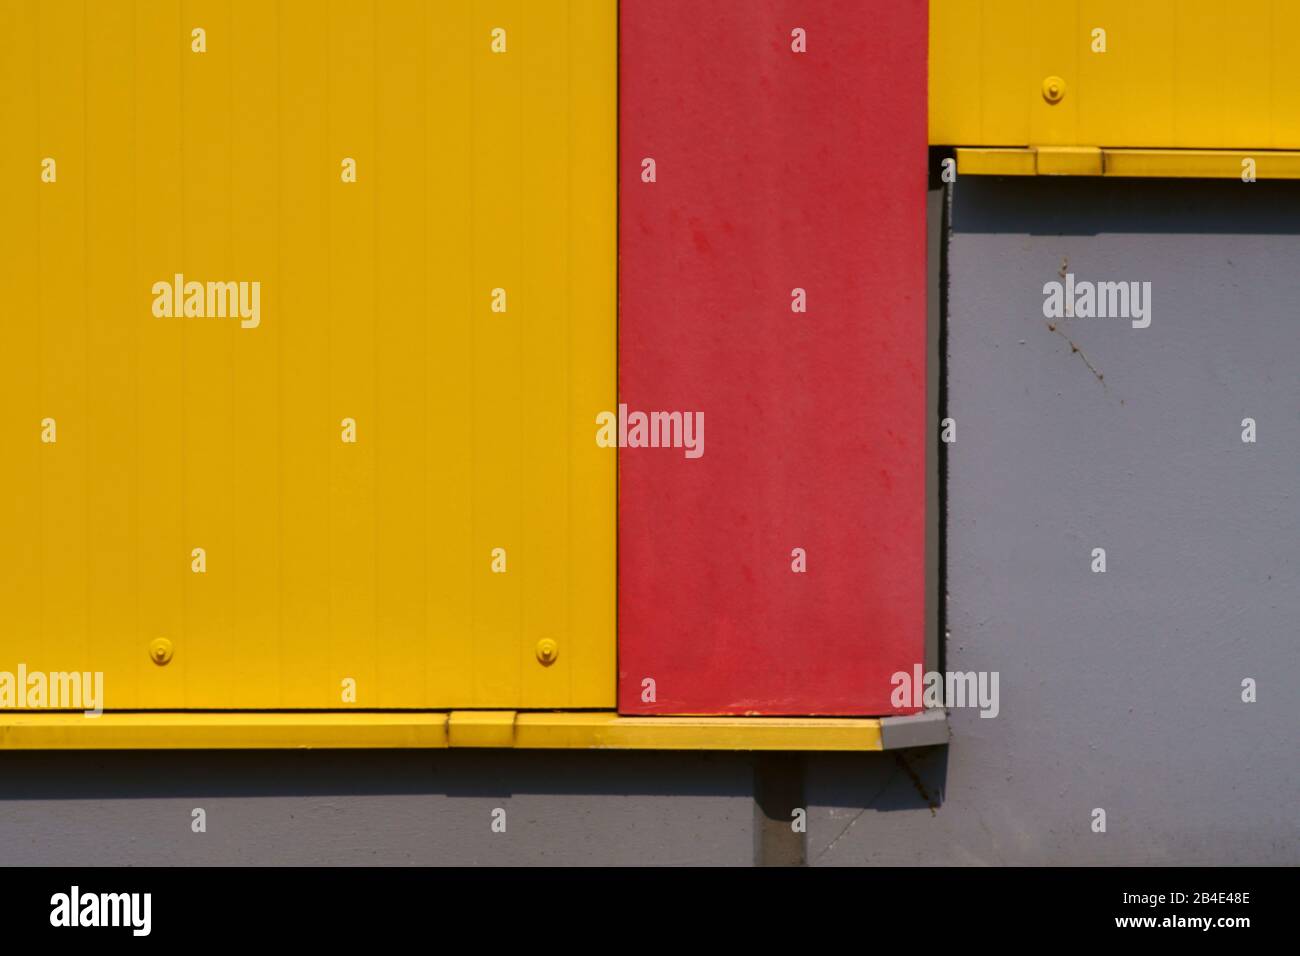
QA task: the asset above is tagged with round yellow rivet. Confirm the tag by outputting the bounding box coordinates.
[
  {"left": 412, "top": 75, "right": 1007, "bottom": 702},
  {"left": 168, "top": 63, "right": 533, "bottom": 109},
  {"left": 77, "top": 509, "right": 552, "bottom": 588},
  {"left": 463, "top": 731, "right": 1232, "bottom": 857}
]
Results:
[
  {"left": 149, "top": 637, "right": 174, "bottom": 665},
  {"left": 1042, "top": 75, "right": 1066, "bottom": 104},
  {"left": 535, "top": 638, "right": 558, "bottom": 666}
]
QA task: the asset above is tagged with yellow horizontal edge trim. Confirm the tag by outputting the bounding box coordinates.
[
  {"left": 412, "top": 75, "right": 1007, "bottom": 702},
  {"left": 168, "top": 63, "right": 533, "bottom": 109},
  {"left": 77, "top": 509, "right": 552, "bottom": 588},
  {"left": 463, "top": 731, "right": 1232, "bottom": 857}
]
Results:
[
  {"left": 956, "top": 147, "right": 1037, "bottom": 176},
  {"left": 1102, "top": 149, "right": 1300, "bottom": 179},
  {"left": 1036, "top": 147, "right": 1103, "bottom": 176},
  {"left": 514, "top": 714, "right": 883, "bottom": 751},
  {"left": 448, "top": 711, "right": 518, "bottom": 749},
  {"left": 0, "top": 712, "right": 451, "bottom": 750},
  {"left": 956, "top": 147, "right": 1300, "bottom": 179},
  {"left": 0, "top": 712, "right": 884, "bottom": 751}
]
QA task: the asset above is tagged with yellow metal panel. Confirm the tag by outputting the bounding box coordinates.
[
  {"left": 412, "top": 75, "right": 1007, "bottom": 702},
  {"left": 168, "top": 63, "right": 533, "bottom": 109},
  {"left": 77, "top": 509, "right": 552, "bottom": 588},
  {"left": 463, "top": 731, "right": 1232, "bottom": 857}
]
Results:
[
  {"left": 931, "top": 0, "right": 1300, "bottom": 149},
  {"left": 0, "top": 0, "right": 616, "bottom": 711}
]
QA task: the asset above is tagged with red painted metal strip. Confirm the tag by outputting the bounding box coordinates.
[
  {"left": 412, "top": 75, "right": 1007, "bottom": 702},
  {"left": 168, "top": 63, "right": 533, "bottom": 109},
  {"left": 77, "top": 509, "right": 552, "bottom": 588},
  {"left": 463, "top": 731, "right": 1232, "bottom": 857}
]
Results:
[{"left": 618, "top": 0, "right": 928, "bottom": 715}]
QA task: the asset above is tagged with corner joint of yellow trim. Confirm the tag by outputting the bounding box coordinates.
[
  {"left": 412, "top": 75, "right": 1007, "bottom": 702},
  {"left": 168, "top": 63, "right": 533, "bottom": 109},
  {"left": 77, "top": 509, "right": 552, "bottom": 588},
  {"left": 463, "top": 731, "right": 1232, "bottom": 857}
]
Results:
[
  {"left": 1034, "top": 146, "right": 1103, "bottom": 176},
  {"left": 448, "top": 711, "right": 518, "bottom": 749}
]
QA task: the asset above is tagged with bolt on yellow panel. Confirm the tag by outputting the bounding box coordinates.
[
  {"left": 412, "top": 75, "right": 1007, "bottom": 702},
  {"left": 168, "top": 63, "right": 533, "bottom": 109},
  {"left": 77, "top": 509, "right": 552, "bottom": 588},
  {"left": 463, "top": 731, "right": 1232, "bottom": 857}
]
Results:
[
  {"left": 0, "top": 0, "right": 616, "bottom": 710},
  {"left": 930, "top": 0, "right": 1300, "bottom": 149}
]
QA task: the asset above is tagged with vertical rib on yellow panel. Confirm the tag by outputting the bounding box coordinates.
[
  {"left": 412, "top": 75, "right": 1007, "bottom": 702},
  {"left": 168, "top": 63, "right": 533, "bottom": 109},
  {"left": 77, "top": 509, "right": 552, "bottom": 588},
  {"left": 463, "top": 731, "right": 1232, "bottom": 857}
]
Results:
[
  {"left": 566, "top": 0, "right": 617, "bottom": 706},
  {"left": 135, "top": 0, "right": 186, "bottom": 707},
  {"left": 424, "top": 5, "right": 475, "bottom": 704},
  {"left": 374, "top": 0, "right": 427, "bottom": 707},
  {"left": 327, "top": 0, "right": 379, "bottom": 707},
  {"left": 1028, "top": 0, "right": 1077, "bottom": 146},
  {"left": 979, "top": 0, "right": 1030, "bottom": 146},
  {"left": 230, "top": 0, "right": 281, "bottom": 706},
  {"left": 1077, "top": 1, "right": 1177, "bottom": 148},
  {"left": 1269, "top": 1, "right": 1300, "bottom": 151},
  {"left": 85, "top": 0, "right": 139, "bottom": 706},
  {"left": 1216, "top": 4, "right": 1271, "bottom": 149},
  {"left": 0, "top": 2, "right": 41, "bottom": 693},
  {"left": 181, "top": 0, "right": 236, "bottom": 704},
  {"left": 2, "top": 0, "right": 616, "bottom": 711},
  {"left": 472, "top": 2, "right": 524, "bottom": 707},
  {"left": 927, "top": 0, "right": 979, "bottom": 145},
  {"left": 278, "top": 0, "right": 332, "bottom": 706},
  {"left": 1172, "top": 1, "right": 1222, "bottom": 148},
  {"left": 518, "top": 1, "right": 570, "bottom": 707},
  {"left": 38, "top": 0, "right": 89, "bottom": 690}
]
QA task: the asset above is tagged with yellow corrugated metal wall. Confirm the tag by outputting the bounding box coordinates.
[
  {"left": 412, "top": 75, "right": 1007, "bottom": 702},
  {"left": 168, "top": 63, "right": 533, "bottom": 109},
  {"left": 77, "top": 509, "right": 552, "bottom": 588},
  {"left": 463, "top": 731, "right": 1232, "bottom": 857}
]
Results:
[
  {"left": 930, "top": 0, "right": 1300, "bottom": 149},
  {"left": 0, "top": 0, "right": 617, "bottom": 710}
]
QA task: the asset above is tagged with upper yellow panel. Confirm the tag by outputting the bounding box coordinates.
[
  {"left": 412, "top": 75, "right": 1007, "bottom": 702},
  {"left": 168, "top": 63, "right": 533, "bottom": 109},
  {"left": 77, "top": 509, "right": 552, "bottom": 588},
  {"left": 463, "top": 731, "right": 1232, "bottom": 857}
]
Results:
[
  {"left": 0, "top": 0, "right": 616, "bottom": 710},
  {"left": 930, "top": 0, "right": 1300, "bottom": 149}
]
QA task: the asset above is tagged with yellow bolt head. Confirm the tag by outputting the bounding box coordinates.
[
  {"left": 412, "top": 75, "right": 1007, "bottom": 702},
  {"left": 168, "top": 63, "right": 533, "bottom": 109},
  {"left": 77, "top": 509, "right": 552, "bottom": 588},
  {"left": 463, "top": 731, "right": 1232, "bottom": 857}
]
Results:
[
  {"left": 1042, "top": 75, "right": 1066, "bottom": 103},
  {"left": 535, "top": 639, "right": 559, "bottom": 665},
  {"left": 149, "top": 637, "right": 174, "bottom": 665}
]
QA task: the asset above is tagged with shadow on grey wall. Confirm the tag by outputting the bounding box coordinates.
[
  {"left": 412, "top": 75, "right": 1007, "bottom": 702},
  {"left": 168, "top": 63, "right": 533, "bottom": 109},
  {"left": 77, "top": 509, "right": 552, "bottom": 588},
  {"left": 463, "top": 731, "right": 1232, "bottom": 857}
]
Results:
[
  {"left": 0, "top": 750, "right": 766, "bottom": 800},
  {"left": 809, "top": 746, "right": 949, "bottom": 816},
  {"left": 952, "top": 178, "right": 1300, "bottom": 236},
  {"left": 0, "top": 748, "right": 947, "bottom": 807}
]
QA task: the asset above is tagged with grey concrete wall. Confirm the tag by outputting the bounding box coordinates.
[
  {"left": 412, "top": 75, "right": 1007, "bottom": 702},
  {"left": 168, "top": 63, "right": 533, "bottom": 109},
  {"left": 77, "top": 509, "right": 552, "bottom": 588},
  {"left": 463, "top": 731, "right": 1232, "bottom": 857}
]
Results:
[
  {"left": 0, "top": 750, "right": 756, "bottom": 865},
  {"left": 2, "top": 177, "right": 1295, "bottom": 866},
  {"left": 808, "top": 176, "right": 1299, "bottom": 865}
]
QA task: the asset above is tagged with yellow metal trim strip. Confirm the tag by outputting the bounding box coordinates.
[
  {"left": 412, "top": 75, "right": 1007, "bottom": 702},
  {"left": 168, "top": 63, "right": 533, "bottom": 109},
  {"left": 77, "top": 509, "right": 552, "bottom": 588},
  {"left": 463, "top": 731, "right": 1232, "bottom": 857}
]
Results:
[
  {"left": 954, "top": 148, "right": 1037, "bottom": 176},
  {"left": 448, "top": 711, "right": 518, "bottom": 748},
  {"left": 0, "top": 713, "right": 451, "bottom": 750},
  {"left": 1036, "top": 147, "right": 1103, "bottom": 176},
  {"left": 1101, "top": 149, "right": 1300, "bottom": 180},
  {"left": 956, "top": 147, "right": 1300, "bottom": 179},
  {"left": 0, "top": 712, "right": 884, "bottom": 751},
  {"left": 513, "top": 714, "right": 883, "bottom": 751}
]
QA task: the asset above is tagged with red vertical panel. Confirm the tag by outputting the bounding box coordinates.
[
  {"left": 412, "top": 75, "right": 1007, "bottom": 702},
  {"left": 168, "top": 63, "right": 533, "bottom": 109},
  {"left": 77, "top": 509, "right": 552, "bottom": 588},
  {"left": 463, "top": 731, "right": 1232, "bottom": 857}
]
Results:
[{"left": 618, "top": 0, "right": 928, "bottom": 715}]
